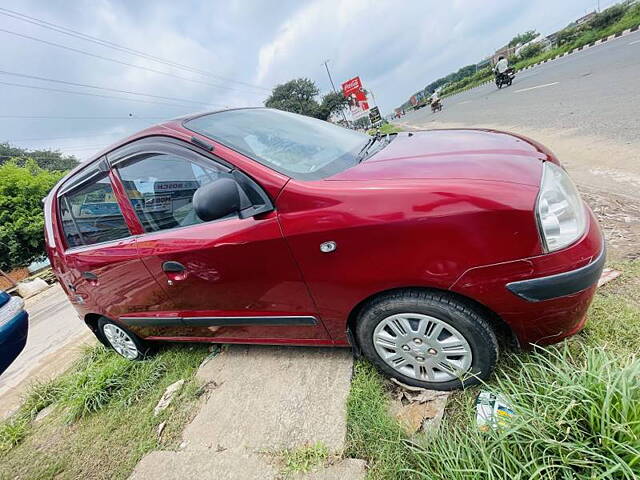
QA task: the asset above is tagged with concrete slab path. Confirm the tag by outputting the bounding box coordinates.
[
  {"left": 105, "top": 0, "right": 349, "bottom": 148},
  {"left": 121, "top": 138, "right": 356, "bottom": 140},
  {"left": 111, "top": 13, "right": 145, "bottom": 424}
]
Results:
[{"left": 130, "top": 345, "right": 366, "bottom": 480}]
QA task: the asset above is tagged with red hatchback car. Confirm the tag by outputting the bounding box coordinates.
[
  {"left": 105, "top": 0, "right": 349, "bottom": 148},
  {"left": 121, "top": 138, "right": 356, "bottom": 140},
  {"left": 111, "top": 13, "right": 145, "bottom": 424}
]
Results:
[{"left": 44, "top": 108, "right": 604, "bottom": 390}]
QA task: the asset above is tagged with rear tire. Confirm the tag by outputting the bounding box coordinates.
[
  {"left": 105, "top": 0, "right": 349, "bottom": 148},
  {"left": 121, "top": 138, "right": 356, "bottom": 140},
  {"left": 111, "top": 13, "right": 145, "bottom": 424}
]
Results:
[
  {"left": 355, "top": 290, "right": 498, "bottom": 390},
  {"left": 98, "top": 317, "right": 152, "bottom": 360}
]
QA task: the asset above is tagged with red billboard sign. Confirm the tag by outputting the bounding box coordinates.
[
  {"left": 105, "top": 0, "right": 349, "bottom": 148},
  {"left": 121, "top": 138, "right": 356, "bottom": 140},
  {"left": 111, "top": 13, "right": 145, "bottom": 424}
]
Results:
[{"left": 341, "top": 76, "right": 369, "bottom": 120}]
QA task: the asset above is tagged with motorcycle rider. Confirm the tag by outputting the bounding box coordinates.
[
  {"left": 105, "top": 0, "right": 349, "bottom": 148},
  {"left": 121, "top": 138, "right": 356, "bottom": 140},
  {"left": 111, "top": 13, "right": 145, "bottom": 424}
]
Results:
[
  {"left": 430, "top": 90, "right": 441, "bottom": 111},
  {"left": 494, "top": 56, "right": 509, "bottom": 82}
]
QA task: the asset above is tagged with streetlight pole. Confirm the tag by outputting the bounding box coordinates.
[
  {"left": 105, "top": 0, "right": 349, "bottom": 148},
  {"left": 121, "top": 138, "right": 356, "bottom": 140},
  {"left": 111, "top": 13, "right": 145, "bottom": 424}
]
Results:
[{"left": 321, "top": 59, "right": 349, "bottom": 124}]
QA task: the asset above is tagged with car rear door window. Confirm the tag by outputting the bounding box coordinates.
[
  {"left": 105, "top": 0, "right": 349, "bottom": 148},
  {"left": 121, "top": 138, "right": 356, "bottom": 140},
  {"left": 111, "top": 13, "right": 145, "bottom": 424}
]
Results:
[
  {"left": 116, "top": 153, "right": 244, "bottom": 233},
  {"left": 59, "top": 174, "right": 130, "bottom": 248}
]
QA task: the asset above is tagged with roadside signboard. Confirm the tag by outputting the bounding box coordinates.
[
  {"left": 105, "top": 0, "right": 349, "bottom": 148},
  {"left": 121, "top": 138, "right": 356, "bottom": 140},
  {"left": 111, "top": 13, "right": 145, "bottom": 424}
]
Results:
[
  {"left": 341, "top": 76, "right": 369, "bottom": 120},
  {"left": 368, "top": 106, "right": 382, "bottom": 124}
]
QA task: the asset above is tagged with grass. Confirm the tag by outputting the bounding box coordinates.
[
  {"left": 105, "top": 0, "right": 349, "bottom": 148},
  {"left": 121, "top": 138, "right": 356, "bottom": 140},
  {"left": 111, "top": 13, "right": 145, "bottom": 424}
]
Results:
[
  {"left": 0, "top": 343, "right": 209, "bottom": 479},
  {"left": 281, "top": 442, "right": 330, "bottom": 475},
  {"left": 345, "top": 259, "right": 640, "bottom": 479},
  {"left": 367, "top": 123, "right": 403, "bottom": 136}
]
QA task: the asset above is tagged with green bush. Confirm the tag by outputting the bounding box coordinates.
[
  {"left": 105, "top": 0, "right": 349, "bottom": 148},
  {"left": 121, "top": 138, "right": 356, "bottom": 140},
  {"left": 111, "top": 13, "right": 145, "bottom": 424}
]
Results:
[
  {"left": 590, "top": 4, "right": 627, "bottom": 30},
  {"left": 557, "top": 26, "right": 579, "bottom": 46},
  {"left": 0, "top": 160, "right": 64, "bottom": 270},
  {"left": 518, "top": 42, "right": 544, "bottom": 59}
]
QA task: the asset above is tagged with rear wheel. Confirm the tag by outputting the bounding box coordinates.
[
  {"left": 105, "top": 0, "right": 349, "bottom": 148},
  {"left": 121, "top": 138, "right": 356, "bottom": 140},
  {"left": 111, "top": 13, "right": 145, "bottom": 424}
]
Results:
[
  {"left": 355, "top": 290, "right": 498, "bottom": 390},
  {"left": 98, "top": 318, "right": 151, "bottom": 360}
]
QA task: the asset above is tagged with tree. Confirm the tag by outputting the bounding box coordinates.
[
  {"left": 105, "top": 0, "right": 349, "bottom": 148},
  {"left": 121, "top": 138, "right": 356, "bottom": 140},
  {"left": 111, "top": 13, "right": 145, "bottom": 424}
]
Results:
[
  {"left": 264, "top": 78, "right": 321, "bottom": 118},
  {"left": 317, "top": 91, "right": 348, "bottom": 121},
  {"left": 0, "top": 160, "right": 64, "bottom": 270},
  {"left": 264, "top": 78, "right": 348, "bottom": 121},
  {"left": 589, "top": 4, "right": 626, "bottom": 30},
  {"left": 0, "top": 142, "right": 78, "bottom": 172},
  {"left": 508, "top": 30, "right": 538, "bottom": 47}
]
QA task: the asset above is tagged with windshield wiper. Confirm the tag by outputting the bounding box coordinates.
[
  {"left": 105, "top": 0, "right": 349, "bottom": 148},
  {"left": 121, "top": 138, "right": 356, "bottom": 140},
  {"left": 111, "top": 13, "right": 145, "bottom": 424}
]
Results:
[
  {"left": 356, "top": 133, "right": 396, "bottom": 163},
  {"left": 356, "top": 136, "right": 381, "bottom": 162}
]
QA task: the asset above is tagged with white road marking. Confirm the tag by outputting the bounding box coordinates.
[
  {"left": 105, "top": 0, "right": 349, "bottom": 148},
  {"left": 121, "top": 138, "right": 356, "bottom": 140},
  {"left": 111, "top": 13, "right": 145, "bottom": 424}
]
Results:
[
  {"left": 629, "top": 39, "right": 640, "bottom": 45},
  {"left": 458, "top": 100, "right": 472, "bottom": 105},
  {"left": 514, "top": 82, "right": 559, "bottom": 93}
]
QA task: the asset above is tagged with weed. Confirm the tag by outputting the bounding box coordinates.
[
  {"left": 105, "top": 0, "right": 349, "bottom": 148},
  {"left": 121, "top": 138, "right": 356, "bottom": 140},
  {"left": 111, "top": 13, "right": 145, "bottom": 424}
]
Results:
[{"left": 281, "top": 442, "right": 330, "bottom": 474}]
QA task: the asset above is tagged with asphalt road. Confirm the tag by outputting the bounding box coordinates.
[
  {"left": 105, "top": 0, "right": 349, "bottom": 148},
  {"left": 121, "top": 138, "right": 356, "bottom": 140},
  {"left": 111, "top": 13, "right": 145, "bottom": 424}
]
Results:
[{"left": 401, "top": 28, "right": 640, "bottom": 144}]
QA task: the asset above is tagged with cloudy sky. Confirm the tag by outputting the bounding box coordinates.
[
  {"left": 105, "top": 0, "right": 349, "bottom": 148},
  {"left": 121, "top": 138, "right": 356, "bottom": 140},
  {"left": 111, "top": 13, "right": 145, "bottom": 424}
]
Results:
[{"left": 0, "top": 0, "right": 611, "bottom": 160}]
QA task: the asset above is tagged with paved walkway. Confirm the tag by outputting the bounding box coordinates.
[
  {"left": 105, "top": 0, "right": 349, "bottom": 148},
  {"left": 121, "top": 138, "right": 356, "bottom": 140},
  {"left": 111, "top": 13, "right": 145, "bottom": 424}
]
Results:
[{"left": 130, "top": 345, "right": 366, "bottom": 480}]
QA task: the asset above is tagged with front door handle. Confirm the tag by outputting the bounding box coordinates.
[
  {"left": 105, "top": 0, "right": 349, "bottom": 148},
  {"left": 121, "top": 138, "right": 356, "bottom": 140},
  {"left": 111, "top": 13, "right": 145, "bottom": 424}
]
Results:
[
  {"left": 162, "top": 261, "right": 186, "bottom": 273},
  {"left": 162, "top": 261, "right": 187, "bottom": 285}
]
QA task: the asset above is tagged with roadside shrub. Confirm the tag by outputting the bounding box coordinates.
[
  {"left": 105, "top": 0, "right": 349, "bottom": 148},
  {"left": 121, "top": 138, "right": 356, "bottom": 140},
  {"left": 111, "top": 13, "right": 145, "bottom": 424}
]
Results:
[
  {"left": 411, "top": 345, "right": 640, "bottom": 479},
  {"left": 589, "top": 4, "right": 627, "bottom": 30},
  {"left": 557, "top": 26, "right": 579, "bottom": 46},
  {"left": 518, "top": 42, "right": 544, "bottom": 60}
]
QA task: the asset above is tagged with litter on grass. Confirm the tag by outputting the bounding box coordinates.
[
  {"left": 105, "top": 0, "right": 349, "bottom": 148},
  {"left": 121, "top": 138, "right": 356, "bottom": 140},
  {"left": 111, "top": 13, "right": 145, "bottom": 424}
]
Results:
[
  {"left": 389, "top": 378, "right": 450, "bottom": 434},
  {"left": 597, "top": 268, "right": 621, "bottom": 287},
  {"left": 475, "top": 391, "right": 514, "bottom": 431}
]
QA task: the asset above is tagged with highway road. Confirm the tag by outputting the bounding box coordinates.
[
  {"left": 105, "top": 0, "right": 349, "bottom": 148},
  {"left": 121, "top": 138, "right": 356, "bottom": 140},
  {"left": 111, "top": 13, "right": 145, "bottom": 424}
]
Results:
[
  {"left": 395, "top": 28, "right": 640, "bottom": 260},
  {"left": 400, "top": 28, "right": 640, "bottom": 143}
]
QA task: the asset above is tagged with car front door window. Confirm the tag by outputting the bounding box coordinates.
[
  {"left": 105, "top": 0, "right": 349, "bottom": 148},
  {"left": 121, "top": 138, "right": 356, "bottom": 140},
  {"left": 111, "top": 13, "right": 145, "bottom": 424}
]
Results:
[{"left": 116, "top": 153, "right": 243, "bottom": 233}]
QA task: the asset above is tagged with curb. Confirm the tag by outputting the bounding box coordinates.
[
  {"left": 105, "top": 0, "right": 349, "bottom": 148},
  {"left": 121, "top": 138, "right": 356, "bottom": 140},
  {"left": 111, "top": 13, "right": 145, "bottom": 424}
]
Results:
[{"left": 447, "top": 26, "right": 638, "bottom": 97}]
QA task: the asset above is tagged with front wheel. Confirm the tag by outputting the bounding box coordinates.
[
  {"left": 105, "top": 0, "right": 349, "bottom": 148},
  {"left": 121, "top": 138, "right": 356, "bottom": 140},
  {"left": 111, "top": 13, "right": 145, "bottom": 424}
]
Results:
[
  {"left": 355, "top": 290, "right": 498, "bottom": 390},
  {"left": 98, "top": 318, "right": 151, "bottom": 360}
]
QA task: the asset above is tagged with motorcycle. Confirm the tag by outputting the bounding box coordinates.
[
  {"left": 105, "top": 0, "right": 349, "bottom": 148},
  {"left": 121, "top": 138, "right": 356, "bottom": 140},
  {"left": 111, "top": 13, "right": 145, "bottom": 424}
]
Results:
[
  {"left": 431, "top": 98, "right": 442, "bottom": 112},
  {"left": 495, "top": 68, "right": 515, "bottom": 89}
]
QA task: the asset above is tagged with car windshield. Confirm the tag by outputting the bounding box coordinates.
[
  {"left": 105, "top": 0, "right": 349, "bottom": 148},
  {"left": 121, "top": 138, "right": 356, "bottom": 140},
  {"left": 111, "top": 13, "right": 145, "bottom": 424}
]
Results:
[{"left": 184, "top": 108, "right": 370, "bottom": 180}]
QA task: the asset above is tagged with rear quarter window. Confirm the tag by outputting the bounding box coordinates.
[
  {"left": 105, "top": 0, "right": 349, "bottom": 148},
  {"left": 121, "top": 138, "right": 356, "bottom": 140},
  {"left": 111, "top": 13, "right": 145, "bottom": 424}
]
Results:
[{"left": 59, "top": 174, "right": 130, "bottom": 248}]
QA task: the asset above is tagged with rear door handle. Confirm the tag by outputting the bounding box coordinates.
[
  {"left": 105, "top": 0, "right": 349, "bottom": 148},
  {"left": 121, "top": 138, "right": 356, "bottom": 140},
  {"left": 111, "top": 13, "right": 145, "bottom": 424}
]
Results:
[
  {"left": 162, "top": 261, "right": 186, "bottom": 273},
  {"left": 81, "top": 271, "right": 98, "bottom": 281}
]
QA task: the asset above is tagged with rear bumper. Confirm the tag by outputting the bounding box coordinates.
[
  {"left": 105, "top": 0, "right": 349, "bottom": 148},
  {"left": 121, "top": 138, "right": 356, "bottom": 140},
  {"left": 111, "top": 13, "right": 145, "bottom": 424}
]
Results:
[
  {"left": 451, "top": 207, "right": 604, "bottom": 346},
  {"left": 0, "top": 310, "right": 29, "bottom": 374}
]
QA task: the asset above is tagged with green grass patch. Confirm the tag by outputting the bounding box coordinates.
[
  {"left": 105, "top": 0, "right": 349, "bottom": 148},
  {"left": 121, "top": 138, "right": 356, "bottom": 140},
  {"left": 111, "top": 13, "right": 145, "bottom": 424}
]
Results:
[
  {"left": 368, "top": 123, "right": 403, "bottom": 136},
  {"left": 346, "top": 259, "right": 640, "bottom": 479},
  {"left": 0, "top": 343, "right": 209, "bottom": 479},
  {"left": 281, "top": 442, "right": 329, "bottom": 474}
]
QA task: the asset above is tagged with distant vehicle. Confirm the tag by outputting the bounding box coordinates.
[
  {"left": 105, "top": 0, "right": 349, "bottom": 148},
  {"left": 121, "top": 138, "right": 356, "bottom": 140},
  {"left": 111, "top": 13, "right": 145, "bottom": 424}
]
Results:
[
  {"left": 495, "top": 68, "right": 515, "bottom": 88},
  {"left": 45, "top": 108, "right": 604, "bottom": 390},
  {"left": 0, "top": 290, "right": 29, "bottom": 375},
  {"left": 431, "top": 98, "right": 443, "bottom": 112}
]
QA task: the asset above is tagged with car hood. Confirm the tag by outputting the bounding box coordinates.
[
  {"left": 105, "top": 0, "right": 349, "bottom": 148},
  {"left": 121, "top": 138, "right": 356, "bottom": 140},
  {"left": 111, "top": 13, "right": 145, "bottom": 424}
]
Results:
[{"left": 327, "top": 129, "right": 549, "bottom": 186}]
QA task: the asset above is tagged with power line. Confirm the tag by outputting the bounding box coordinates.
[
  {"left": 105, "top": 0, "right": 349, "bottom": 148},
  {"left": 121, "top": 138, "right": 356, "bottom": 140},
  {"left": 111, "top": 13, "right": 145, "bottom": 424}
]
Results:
[
  {"left": 8, "top": 132, "right": 122, "bottom": 142},
  {"left": 0, "top": 69, "right": 221, "bottom": 106},
  {"left": 0, "top": 27, "right": 267, "bottom": 97},
  {"left": 0, "top": 7, "right": 271, "bottom": 92},
  {"left": 0, "top": 79, "right": 211, "bottom": 109},
  {"left": 0, "top": 115, "right": 166, "bottom": 119}
]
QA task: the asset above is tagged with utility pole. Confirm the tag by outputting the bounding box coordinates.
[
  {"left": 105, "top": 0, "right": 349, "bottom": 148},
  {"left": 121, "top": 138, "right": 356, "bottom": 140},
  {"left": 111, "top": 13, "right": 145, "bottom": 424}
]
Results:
[{"left": 322, "top": 59, "right": 349, "bottom": 124}]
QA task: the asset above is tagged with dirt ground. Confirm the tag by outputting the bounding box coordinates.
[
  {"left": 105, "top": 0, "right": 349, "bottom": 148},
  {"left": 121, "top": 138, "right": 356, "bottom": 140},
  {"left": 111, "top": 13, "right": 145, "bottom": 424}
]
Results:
[{"left": 396, "top": 120, "right": 640, "bottom": 261}]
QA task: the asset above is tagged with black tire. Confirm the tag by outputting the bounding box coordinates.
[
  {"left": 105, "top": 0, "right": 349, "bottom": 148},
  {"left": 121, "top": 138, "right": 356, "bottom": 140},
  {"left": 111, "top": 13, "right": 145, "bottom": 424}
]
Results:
[
  {"left": 355, "top": 290, "right": 498, "bottom": 391},
  {"left": 98, "top": 317, "right": 153, "bottom": 360}
]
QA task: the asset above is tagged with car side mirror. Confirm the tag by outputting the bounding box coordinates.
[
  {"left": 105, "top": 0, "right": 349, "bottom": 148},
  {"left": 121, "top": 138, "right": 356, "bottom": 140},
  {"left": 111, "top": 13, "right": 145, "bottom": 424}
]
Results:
[{"left": 193, "top": 177, "right": 241, "bottom": 222}]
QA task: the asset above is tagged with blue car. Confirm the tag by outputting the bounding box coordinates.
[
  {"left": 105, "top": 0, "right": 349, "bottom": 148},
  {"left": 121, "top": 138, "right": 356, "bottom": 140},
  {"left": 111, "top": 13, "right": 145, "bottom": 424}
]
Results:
[{"left": 0, "top": 290, "right": 29, "bottom": 375}]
